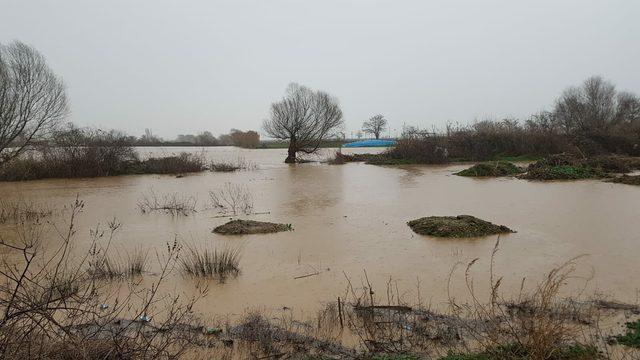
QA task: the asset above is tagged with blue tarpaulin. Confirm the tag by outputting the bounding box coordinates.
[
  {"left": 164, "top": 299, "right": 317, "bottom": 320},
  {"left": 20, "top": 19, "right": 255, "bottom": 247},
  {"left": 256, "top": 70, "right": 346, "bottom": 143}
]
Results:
[{"left": 342, "top": 139, "right": 396, "bottom": 148}]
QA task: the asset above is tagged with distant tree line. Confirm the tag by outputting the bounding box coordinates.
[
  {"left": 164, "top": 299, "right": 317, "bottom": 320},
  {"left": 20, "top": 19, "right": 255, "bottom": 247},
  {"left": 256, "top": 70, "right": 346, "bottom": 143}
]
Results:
[
  {"left": 2, "top": 40, "right": 639, "bottom": 167},
  {"left": 385, "top": 76, "right": 640, "bottom": 163}
]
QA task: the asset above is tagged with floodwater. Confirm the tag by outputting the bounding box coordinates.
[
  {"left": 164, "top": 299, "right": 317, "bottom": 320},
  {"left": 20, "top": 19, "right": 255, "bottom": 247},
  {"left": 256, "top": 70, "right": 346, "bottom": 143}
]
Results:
[{"left": 2, "top": 146, "right": 640, "bottom": 320}]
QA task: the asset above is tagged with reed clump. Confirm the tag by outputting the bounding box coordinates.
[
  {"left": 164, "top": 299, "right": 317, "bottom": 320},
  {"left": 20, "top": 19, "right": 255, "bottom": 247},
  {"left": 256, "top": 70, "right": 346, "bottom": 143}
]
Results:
[{"left": 179, "top": 245, "right": 241, "bottom": 280}]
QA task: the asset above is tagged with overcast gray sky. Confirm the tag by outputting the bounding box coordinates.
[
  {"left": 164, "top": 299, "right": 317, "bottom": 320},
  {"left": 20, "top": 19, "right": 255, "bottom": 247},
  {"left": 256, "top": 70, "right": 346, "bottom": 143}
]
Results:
[{"left": 2, "top": 0, "right": 639, "bottom": 139}]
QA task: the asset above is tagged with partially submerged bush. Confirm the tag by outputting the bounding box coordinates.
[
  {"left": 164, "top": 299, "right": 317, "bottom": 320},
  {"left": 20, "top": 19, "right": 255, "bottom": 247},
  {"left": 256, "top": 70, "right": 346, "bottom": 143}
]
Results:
[
  {"left": 455, "top": 161, "right": 524, "bottom": 177},
  {"left": 213, "top": 220, "right": 293, "bottom": 235},
  {"left": 407, "top": 215, "right": 514, "bottom": 237},
  {"left": 210, "top": 157, "right": 256, "bottom": 172},
  {"left": 134, "top": 152, "right": 206, "bottom": 174},
  {"left": 209, "top": 183, "right": 254, "bottom": 215},
  {"left": 138, "top": 189, "right": 197, "bottom": 216},
  {"left": 180, "top": 245, "right": 241, "bottom": 279}
]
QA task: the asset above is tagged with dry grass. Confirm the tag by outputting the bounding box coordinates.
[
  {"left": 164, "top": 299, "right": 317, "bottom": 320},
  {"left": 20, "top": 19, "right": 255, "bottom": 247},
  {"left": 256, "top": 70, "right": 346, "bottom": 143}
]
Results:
[
  {"left": 138, "top": 189, "right": 197, "bottom": 216},
  {"left": 88, "top": 248, "right": 148, "bottom": 280},
  {"left": 180, "top": 245, "right": 241, "bottom": 280},
  {"left": 0, "top": 198, "right": 204, "bottom": 359},
  {"left": 0, "top": 200, "right": 53, "bottom": 224}
]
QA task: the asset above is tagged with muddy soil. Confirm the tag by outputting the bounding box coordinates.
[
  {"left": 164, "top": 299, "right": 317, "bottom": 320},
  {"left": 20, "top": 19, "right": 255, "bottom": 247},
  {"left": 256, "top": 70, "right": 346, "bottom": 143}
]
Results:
[{"left": 407, "top": 215, "right": 514, "bottom": 237}]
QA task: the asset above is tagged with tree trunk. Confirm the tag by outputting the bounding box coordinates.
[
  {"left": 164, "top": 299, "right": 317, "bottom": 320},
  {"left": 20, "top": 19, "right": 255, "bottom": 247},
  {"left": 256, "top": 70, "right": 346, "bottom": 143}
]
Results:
[{"left": 285, "top": 142, "right": 296, "bottom": 163}]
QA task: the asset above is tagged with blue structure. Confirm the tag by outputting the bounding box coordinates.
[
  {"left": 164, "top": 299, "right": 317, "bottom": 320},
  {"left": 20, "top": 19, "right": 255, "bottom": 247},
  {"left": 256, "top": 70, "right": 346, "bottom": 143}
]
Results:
[{"left": 343, "top": 139, "right": 396, "bottom": 148}]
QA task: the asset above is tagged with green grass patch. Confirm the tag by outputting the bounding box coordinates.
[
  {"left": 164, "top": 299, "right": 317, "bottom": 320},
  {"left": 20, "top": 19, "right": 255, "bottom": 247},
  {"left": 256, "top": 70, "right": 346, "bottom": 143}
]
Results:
[
  {"left": 615, "top": 320, "right": 640, "bottom": 348},
  {"left": 455, "top": 161, "right": 524, "bottom": 177}
]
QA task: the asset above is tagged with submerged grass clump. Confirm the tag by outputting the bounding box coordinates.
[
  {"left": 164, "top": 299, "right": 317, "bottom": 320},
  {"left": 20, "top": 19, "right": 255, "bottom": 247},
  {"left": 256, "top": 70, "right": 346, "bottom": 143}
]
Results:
[
  {"left": 89, "top": 248, "right": 148, "bottom": 280},
  {"left": 180, "top": 246, "right": 241, "bottom": 279},
  {"left": 0, "top": 200, "right": 53, "bottom": 224},
  {"left": 407, "top": 215, "right": 514, "bottom": 237},
  {"left": 455, "top": 161, "right": 524, "bottom": 177}
]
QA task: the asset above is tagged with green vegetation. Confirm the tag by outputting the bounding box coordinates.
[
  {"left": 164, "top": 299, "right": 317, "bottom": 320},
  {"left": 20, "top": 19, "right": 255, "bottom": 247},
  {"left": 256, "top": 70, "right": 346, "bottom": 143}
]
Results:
[
  {"left": 213, "top": 219, "right": 293, "bottom": 235},
  {"left": 372, "top": 355, "right": 421, "bottom": 360},
  {"left": 455, "top": 161, "right": 524, "bottom": 177},
  {"left": 439, "top": 344, "right": 601, "bottom": 360},
  {"left": 615, "top": 320, "right": 640, "bottom": 348},
  {"left": 407, "top": 215, "right": 514, "bottom": 237},
  {"left": 609, "top": 174, "right": 640, "bottom": 185},
  {"left": 523, "top": 164, "right": 601, "bottom": 180}
]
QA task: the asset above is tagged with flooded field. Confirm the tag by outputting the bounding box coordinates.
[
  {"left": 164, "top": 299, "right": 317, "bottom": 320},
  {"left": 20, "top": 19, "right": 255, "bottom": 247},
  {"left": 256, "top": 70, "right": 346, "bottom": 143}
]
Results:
[{"left": 2, "top": 146, "right": 640, "bottom": 321}]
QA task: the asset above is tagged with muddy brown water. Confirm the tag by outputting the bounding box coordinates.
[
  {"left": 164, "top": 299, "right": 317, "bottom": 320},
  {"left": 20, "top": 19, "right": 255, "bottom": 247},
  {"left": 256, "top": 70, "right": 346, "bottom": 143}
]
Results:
[{"left": 1, "top": 146, "right": 640, "bottom": 321}]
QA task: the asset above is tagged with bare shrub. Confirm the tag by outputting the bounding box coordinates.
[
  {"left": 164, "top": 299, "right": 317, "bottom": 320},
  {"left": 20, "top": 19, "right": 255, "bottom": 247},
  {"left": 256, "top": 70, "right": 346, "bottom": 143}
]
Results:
[
  {"left": 0, "top": 125, "right": 139, "bottom": 181},
  {"left": 179, "top": 245, "right": 241, "bottom": 280},
  {"left": 209, "top": 157, "right": 257, "bottom": 172},
  {"left": 208, "top": 182, "right": 254, "bottom": 215},
  {"left": 138, "top": 189, "right": 197, "bottom": 216},
  {"left": 0, "top": 198, "right": 205, "bottom": 359},
  {"left": 384, "top": 129, "right": 449, "bottom": 164},
  {"left": 136, "top": 151, "right": 206, "bottom": 174}
]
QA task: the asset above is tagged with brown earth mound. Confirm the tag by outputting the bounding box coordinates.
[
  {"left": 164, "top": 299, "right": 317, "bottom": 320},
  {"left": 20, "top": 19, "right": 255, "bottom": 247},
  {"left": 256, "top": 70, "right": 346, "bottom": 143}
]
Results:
[
  {"left": 213, "top": 220, "right": 292, "bottom": 235},
  {"left": 407, "top": 215, "right": 514, "bottom": 237}
]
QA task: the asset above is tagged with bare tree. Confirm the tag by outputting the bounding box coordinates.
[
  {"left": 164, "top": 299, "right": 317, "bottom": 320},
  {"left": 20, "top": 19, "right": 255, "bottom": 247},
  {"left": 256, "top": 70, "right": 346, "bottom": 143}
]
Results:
[
  {"left": 553, "top": 76, "right": 640, "bottom": 135},
  {"left": 0, "top": 41, "right": 68, "bottom": 166},
  {"left": 362, "top": 114, "right": 387, "bottom": 139},
  {"left": 263, "top": 83, "right": 344, "bottom": 163}
]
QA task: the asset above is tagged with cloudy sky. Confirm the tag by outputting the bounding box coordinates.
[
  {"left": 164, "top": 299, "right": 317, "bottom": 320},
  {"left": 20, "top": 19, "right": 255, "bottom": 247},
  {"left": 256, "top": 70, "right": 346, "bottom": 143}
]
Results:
[{"left": 1, "top": 0, "right": 639, "bottom": 139}]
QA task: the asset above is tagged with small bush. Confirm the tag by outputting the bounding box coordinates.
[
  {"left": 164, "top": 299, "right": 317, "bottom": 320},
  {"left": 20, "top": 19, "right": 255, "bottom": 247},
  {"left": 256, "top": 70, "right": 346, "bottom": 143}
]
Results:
[
  {"left": 209, "top": 183, "right": 254, "bottom": 215},
  {"left": 209, "top": 157, "right": 256, "bottom": 172},
  {"left": 521, "top": 154, "right": 604, "bottom": 180},
  {"left": 134, "top": 152, "right": 206, "bottom": 174}
]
